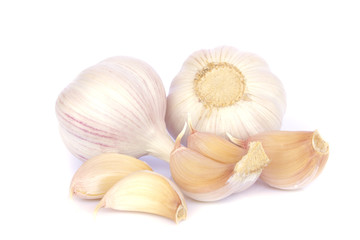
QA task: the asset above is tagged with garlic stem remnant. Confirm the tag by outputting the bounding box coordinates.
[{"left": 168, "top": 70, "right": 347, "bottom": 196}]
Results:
[
  {"left": 70, "top": 153, "right": 152, "bottom": 199},
  {"left": 56, "top": 57, "right": 174, "bottom": 162},
  {"left": 170, "top": 124, "right": 270, "bottom": 201},
  {"left": 95, "top": 170, "right": 187, "bottom": 224},
  {"left": 166, "top": 46, "right": 286, "bottom": 143},
  {"left": 228, "top": 130, "right": 329, "bottom": 190}
]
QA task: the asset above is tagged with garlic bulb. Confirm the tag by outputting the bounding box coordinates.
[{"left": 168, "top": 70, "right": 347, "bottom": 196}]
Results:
[
  {"left": 228, "top": 130, "right": 329, "bottom": 190},
  {"left": 56, "top": 57, "right": 174, "bottom": 162},
  {"left": 166, "top": 46, "right": 286, "bottom": 142}
]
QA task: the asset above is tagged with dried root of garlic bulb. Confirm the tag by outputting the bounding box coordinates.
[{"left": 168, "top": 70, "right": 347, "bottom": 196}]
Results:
[
  {"left": 170, "top": 124, "right": 270, "bottom": 201},
  {"left": 95, "top": 170, "right": 187, "bottom": 223},
  {"left": 166, "top": 46, "right": 286, "bottom": 143},
  {"left": 56, "top": 56, "right": 174, "bottom": 162},
  {"left": 228, "top": 130, "right": 329, "bottom": 190},
  {"left": 70, "top": 153, "right": 152, "bottom": 199}
]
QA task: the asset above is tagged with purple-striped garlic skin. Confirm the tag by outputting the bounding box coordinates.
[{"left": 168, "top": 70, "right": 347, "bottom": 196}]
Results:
[{"left": 56, "top": 57, "right": 174, "bottom": 162}]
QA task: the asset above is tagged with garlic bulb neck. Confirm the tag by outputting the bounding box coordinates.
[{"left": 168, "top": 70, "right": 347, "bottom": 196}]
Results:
[
  {"left": 194, "top": 62, "right": 246, "bottom": 108},
  {"left": 145, "top": 128, "right": 174, "bottom": 162}
]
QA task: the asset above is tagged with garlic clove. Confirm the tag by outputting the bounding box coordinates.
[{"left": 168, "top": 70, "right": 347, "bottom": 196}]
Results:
[
  {"left": 70, "top": 153, "right": 152, "bottom": 199},
  {"left": 228, "top": 130, "right": 329, "bottom": 190},
  {"left": 170, "top": 125, "right": 270, "bottom": 201},
  {"left": 187, "top": 116, "right": 247, "bottom": 164},
  {"left": 94, "top": 170, "right": 187, "bottom": 224},
  {"left": 166, "top": 46, "right": 286, "bottom": 144}
]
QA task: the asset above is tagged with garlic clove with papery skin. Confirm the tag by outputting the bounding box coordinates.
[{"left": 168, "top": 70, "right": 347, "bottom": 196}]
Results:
[
  {"left": 187, "top": 116, "right": 247, "bottom": 164},
  {"left": 94, "top": 170, "right": 187, "bottom": 224},
  {"left": 56, "top": 56, "right": 174, "bottom": 162},
  {"left": 166, "top": 46, "right": 286, "bottom": 144},
  {"left": 70, "top": 153, "right": 152, "bottom": 199},
  {"left": 170, "top": 124, "right": 270, "bottom": 201},
  {"left": 228, "top": 130, "right": 329, "bottom": 190}
]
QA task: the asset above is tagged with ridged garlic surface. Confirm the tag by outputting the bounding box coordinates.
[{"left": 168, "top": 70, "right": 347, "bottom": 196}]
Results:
[
  {"left": 228, "top": 130, "right": 329, "bottom": 190},
  {"left": 166, "top": 46, "right": 286, "bottom": 142},
  {"left": 56, "top": 57, "right": 174, "bottom": 162}
]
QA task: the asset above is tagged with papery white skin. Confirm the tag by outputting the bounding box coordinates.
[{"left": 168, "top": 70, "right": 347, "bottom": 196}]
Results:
[
  {"left": 56, "top": 57, "right": 174, "bottom": 161},
  {"left": 166, "top": 46, "right": 286, "bottom": 142}
]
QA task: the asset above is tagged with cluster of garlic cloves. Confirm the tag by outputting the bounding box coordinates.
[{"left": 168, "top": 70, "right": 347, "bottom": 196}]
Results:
[
  {"left": 228, "top": 130, "right": 329, "bottom": 190},
  {"left": 170, "top": 122, "right": 270, "bottom": 201},
  {"left": 71, "top": 154, "right": 186, "bottom": 223}
]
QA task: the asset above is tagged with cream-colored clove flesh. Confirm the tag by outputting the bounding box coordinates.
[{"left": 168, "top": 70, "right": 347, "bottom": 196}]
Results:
[
  {"left": 70, "top": 153, "right": 152, "bottom": 199},
  {"left": 94, "top": 170, "right": 187, "bottom": 223},
  {"left": 187, "top": 117, "right": 247, "bottom": 163},
  {"left": 170, "top": 124, "right": 270, "bottom": 201},
  {"left": 228, "top": 130, "right": 329, "bottom": 190}
]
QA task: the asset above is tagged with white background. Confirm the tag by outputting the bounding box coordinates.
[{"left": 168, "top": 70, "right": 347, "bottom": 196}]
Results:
[{"left": 1, "top": 0, "right": 359, "bottom": 239}]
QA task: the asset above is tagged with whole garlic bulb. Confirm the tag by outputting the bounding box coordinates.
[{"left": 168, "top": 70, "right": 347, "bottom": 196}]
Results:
[
  {"left": 166, "top": 46, "right": 286, "bottom": 141},
  {"left": 56, "top": 57, "right": 174, "bottom": 162}
]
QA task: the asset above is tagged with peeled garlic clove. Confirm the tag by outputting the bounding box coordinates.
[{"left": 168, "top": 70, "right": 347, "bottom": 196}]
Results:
[
  {"left": 170, "top": 125, "right": 270, "bottom": 201},
  {"left": 94, "top": 170, "right": 187, "bottom": 224},
  {"left": 56, "top": 56, "right": 174, "bottom": 162},
  {"left": 187, "top": 117, "right": 247, "bottom": 164},
  {"left": 166, "top": 46, "right": 286, "bottom": 143},
  {"left": 229, "top": 130, "right": 329, "bottom": 190},
  {"left": 70, "top": 153, "right": 152, "bottom": 199}
]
